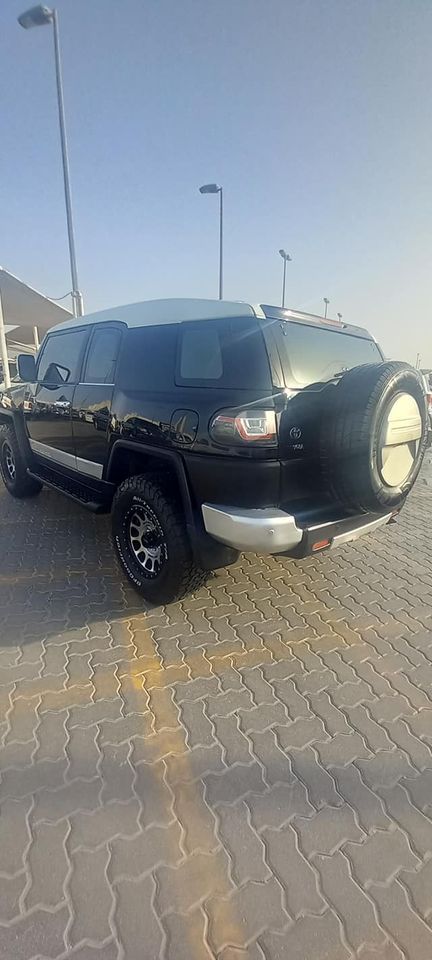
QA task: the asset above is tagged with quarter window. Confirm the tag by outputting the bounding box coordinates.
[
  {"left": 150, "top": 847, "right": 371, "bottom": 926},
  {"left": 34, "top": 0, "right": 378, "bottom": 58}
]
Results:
[{"left": 180, "top": 326, "right": 223, "bottom": 380}]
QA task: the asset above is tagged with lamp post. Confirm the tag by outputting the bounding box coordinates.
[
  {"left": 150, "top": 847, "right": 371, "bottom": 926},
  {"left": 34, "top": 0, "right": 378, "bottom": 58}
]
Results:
[
  {"left": 199, "top": 183, "right": 223, "bottom": 299},
  {"left": 323, "top": 297, "right": 330, "bottom": 319},
  {"left": 18, "top": 5, "right": 84, "bottom": 318},
  {"left": 279, "top": 250, "right": 292, "bottom": 309},
  {"left": 337, "top": 312, "right": 342, "bottom": 323}
]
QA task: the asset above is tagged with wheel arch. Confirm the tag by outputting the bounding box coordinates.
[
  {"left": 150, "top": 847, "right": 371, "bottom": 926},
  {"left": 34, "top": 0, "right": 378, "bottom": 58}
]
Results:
[{"left": 106, "top": 439, "right": 238, "bottom": 571}]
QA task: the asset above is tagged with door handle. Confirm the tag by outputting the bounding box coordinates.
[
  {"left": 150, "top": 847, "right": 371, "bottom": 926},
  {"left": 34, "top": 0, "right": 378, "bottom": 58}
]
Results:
[{"left": 52, "top": 401, "right": 71, "bottom": 410}]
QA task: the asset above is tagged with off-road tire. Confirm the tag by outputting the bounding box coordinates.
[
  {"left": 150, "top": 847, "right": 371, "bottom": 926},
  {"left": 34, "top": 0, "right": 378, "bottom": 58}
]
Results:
[
  {"left": 321, "top": 362, "right": 427, "bottom": 513},
  {"left": 112, "top": 474, "right": 206, "bottom": 604},
  {"left": 0, "top": 425, "right": 42, "bottom": 498}
]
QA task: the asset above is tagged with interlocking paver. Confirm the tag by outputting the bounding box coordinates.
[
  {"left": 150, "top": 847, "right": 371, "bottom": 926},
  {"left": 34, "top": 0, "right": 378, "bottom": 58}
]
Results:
[
  {"left": 163, "top": 908, "right": 214, "bottom": 960},
  {"left": 172, "top": 777, "right": 219, "bottom": 854},
  {"left": 332, "top": 763, "right": 391, "bottom": 832},
  {"left": 370, "top": 879, "right": 432, "bottom": 960},
  {"left": 264, "top": 822, "right": 326, "bottom": 916},
  {"left": 115, "top": 874, "right": 164, "bottom": 959},
  {"left": 217, "top": 799, "right": 269, "bottom": 883},
  {"left": 207, "top": 878, "right": 286, "bottom": 953},
  {"left": 294, "top": 802, "right": 363, "bottom": 856},
  {"left": 249, "top": 727, "right": 295, "bottom": 786},
  {"left": 400, "top": 858, "right": 432, "bottom": 920},
  {"left": 110, "top": 820, "right": 182, "bottom": 879},
  {"left": 156, "top": 848, "right": 232, "bottom": 915},
  {"left": 0, "top": 904, "right": 69, "bottom": 960},
  {"left": 0, "top": 797, "right": 32, "bottom": 873},
  {"left": 0, "top": 872, "right": 27, "bottom": 923},
  {"left": 0, "top": 455, "right": 431, "bottom": 959},
  {"left": 25, "top": 819, "right": 69, "bottom": 909},
  {"left": 69, "top": 798, "right": 141, "bottom": 851},
  {"left": 315, "top": 850, "right": 387, "bottom": 952},
  {"left": 260, "top": 910, "right": 350, "bottom": 960},
  {"left": 248, "top": 779, "right": 314, "bottom": 831},
  {"left": 68, "top": 846, "right": 113, "bottom": 945},
  {"left": 345, "top": 827, "right": 419, "bottom": 885}
]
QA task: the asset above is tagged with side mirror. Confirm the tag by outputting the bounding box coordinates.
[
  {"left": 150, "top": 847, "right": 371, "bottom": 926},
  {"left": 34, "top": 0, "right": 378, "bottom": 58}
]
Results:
[{"left": 17, "top": 354, "right": 37, "bottom": 382}]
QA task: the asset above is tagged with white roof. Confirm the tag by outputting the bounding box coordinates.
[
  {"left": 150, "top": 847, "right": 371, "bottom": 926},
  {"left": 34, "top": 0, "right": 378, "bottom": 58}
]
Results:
[{"left": 53, "top": 298, "right": 266, "bottom": 332}]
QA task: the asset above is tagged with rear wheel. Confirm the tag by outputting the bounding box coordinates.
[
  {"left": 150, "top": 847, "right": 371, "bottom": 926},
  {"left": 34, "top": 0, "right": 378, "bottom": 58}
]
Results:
[
  {"left": 111, "top": 475, "right": 206, "bottom": 604},
  {"left": 0, "top": 426, "right": 42, "bottom": 498}
]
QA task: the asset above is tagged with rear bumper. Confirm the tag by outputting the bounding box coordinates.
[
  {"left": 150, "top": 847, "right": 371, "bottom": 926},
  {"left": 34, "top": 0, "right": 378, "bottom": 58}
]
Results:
[{"left": 201, "top": 503, "right": 395, "bottom": 556}]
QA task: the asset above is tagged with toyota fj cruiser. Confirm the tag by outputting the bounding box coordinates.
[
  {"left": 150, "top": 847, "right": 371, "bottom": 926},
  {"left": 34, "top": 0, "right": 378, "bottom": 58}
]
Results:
[{"left": 0, "top": 299, "right": 428, "bottom": 604}]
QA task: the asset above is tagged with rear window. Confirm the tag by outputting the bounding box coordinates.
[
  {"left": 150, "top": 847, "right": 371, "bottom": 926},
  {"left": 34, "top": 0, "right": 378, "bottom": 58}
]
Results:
[
  {"left": 270, "top": 321, "right": 382, "bottom": 388},
  {"left": 176, "top": 317, "right": 271, "bottom": 389}
]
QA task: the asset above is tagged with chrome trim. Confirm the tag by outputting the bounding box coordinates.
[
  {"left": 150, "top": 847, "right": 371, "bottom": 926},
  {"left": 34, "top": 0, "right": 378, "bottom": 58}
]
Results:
[
  {"left": 76, "top": 456, "right": 103, "bottom": 479},
  {"left": 330, "top": 512, "right": 392, "bottom": 548},
  {"left": 29, "top": 439, "right": 103, "bottom": 479},
  {"left": 29, "top": 439, "right": 77, "bottom": 470},
  {"left": 202, "top": 504, "right": 303, "bottom": 553}
]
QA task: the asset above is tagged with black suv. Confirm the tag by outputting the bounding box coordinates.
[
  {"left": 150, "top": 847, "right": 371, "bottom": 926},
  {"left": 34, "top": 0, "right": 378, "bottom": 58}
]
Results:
[{"left": 0, "top": 299, "right": 428, "bottom": 604}]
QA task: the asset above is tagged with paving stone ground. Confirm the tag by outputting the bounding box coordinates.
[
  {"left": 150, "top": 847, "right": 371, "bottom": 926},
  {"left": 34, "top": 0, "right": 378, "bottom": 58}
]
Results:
[{"left": 0, "top": 452, "right": 431, "bottom": 960}]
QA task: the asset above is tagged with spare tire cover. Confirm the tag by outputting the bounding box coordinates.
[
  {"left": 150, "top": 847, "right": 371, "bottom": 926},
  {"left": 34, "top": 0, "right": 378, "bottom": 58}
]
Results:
[{"left": 320, "top": 361, "right": 428, "bottom": 513}]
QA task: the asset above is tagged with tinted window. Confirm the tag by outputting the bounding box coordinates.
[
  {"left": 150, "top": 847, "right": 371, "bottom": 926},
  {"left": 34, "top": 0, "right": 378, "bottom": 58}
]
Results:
[
  {"left": 271, "top": 322, "right": 382, "bottom": 387},
  {"left": 180, "top": 326, "right": 223, "bottom": 379},
  {"left": 177, "top": 317, "right": 271, "bottom": 389},
  {"left": 38, "top": 330, "right": 88, "bottom": 385},
  {"left": 117, "top": 325, "right": 177, "bottom": 390},
  {"left": 84, "top": 327, "right": 121, "bottom": 383}
]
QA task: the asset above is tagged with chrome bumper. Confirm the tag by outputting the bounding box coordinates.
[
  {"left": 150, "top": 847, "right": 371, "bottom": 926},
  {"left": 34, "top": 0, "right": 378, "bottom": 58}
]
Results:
[{"left": 201, "top": 503, "right": 393, "bottom": 555}]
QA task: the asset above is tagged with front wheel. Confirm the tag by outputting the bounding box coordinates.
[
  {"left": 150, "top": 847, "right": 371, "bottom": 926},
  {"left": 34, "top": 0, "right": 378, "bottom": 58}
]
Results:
[
  {"left": 0, "top": 426, "right": 42, "bottom": 498},
  {"left": 111, "top": 475, "right": 205, "bottom": 604}
]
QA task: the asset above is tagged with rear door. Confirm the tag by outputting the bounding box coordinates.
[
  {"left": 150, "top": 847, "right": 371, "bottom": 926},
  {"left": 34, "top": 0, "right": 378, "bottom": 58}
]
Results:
[
  {"left": 71, "top": 323, "right": 123, "bottom": 479},
  {"left": 25, "top": 328, "right": 89, "bottom": 470},
  {"left": 262, "top": 319, "right": 383, "bottom": 508}
]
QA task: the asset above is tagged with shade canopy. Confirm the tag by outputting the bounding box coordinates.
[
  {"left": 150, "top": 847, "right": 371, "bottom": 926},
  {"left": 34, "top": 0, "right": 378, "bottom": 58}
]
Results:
[
  {"left": 0, "top": 266, "right": 72, "bottom": 342},
  {"left": 0, "top": 267, "right": 73, "bottom": 385}
]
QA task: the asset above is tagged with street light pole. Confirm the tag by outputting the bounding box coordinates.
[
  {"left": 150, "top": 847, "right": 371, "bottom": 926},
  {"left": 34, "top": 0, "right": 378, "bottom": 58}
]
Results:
[
  {"left": 218, "top": 187, "right": 223, "bottom": 301},
  {"left": 279, "top": 250, "right": 292, "bottom": 309},
  {"left": 51, "top": 9, "right": 83, "bottom": 317},
  {"left": 199, "top": 183, "right": 223, "bottom": 299},
  {"left": 323, "top": 297, "right": 330, "bottom": 319},
  {"left": 18, "top": 5, "right": 84, "bottom": 318}
]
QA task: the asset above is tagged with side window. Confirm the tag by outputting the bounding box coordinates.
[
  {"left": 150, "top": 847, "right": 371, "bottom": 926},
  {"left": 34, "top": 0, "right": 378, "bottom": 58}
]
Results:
[
  {"left": 37, "top": 330, "right": 88, "bottom": 385},
  {"left": 176, "top": 318, "right": 271, "bottom": 389},
  {"left": 83, "top": 327, "right": 121, "bottom": 384},
  {"left": 116, "top": 325, "right": 178, "bottom": 391},
  {"left": 180, "top": 326, "right": 223, "bottom": 380}
]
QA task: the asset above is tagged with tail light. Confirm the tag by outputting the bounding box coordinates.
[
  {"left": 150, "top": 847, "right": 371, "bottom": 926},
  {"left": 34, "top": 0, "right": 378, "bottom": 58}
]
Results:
[{"left": 210, "top": 408, "right": 277, "bottom": 446}]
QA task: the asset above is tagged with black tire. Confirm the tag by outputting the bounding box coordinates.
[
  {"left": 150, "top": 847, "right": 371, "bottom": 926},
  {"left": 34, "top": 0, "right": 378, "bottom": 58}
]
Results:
[
  {"left": 0, "top": 425, "right": 42, "bottom": 499},
  {"left": 321, "top": 362, "right": 428, "bottom": 513},
  {"left": 111, "top": 475, "right": 206, "bottom": 604}
]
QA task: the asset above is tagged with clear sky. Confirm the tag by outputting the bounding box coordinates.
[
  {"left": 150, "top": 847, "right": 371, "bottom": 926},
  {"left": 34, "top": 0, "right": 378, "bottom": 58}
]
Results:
[{"left": 2, "top": 0, "right": 431, "bottom": 365}]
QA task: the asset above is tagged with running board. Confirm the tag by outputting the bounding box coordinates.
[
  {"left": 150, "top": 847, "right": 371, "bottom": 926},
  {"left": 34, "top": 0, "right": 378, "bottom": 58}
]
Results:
[{"left": 27, "top": 467, "right": 105, "bottom": 512}]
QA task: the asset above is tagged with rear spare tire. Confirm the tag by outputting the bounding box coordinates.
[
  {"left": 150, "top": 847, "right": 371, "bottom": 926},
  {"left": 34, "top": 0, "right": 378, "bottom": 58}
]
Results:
[{"left": 321, "top": 361, "right": 427, "bottom": 513}]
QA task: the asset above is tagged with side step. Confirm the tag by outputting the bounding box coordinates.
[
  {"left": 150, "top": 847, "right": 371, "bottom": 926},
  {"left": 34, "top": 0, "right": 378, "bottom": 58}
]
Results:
[{"left": 27, "top": 466, "right": 105, "bottom": 512}]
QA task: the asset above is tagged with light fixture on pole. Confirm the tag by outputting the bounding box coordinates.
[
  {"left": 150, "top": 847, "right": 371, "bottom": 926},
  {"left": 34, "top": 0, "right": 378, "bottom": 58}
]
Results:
[
  {"left": 337, "top": 312, "right": 342, "bottom": 323},
  {"left": 279, "top": 250, "right": 292, "bottom": 309},
  {"left": 323, "top": 297, "right": 330, "bottom": 319},
  {"left": 18, "top": 5, "right": 84, "bottom": 318},
  {"left": 199, "top": 183, "right": 223, "bottom": 300}
]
